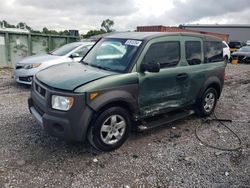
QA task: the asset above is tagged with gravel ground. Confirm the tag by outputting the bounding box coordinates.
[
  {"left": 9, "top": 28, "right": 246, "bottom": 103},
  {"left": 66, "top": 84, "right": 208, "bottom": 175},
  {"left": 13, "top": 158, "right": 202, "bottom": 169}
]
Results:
[{"left": 0, "top": 64, "right": 249, "bottom": 188}]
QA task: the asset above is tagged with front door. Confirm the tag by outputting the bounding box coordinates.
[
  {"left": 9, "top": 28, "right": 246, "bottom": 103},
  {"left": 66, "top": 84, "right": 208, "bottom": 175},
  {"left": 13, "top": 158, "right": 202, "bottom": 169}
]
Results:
[{"left": 138, "top": 37, "right": 191, "bottom": 117}]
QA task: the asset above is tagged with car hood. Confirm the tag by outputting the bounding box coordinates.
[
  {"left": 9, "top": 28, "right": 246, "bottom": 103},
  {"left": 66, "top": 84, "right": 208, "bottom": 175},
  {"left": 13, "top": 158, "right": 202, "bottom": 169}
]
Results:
[
  {"left": 18, "top": 54, "right": 61, "bottom": 64},
  {"left": 36, "top": 62, "right": 116, "bottom": 91},
  {"left": 232, "top": 51, "right": 250, "bottom": 56}
]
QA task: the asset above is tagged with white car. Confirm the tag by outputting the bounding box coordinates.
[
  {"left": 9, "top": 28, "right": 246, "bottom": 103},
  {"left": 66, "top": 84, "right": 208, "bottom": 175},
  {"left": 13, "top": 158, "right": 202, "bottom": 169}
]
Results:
[
  {"left": 222, "top": 41, "right": 231, "bottom": 63},
  {"left": 246, "top": 40, "right": 250, "bottom": 46},
  {"left": 14, "top": 41, "right": 94, "bottom": 85}
]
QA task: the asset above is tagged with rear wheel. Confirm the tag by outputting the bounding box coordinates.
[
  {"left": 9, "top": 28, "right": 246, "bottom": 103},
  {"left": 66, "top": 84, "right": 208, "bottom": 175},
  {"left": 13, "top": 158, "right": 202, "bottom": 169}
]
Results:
[
  {"left": 224, "top": 56, "right": 229, "bottom": 63},
  {"left": 88, "top": 107, "right": 131, "bottom": 152},
  {"left": 196, "top": 88, "right": 218, "bottom": 117}
]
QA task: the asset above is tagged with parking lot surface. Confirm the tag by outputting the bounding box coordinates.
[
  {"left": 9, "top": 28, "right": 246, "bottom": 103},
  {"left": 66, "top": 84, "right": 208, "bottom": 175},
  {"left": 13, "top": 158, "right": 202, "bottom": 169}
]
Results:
[{"left": 0, "top": 64, "right": 249, "bottom": 187}]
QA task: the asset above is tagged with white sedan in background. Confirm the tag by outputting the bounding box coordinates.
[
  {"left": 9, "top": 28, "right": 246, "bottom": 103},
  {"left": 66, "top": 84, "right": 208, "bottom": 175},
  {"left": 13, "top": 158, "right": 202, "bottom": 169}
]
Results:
[
  {"left": 14, "top": 41, "right": 94, "bottom": 85},
  {"left": 222, "top": 41, "right": 231, "bottom": 63}
]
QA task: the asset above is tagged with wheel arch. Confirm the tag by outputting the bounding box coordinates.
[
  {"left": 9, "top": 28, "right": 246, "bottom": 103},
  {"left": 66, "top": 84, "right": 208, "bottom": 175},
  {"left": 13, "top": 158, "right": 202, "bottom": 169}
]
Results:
[
  {"left": 87, "top": 89, "right": 138, "bottom": 118},
  {"left": 198, "top": 77, "right": 222, "bottom": 99},
  {"left": 207, "top": 82, "right": 221, "bottom": 98}
]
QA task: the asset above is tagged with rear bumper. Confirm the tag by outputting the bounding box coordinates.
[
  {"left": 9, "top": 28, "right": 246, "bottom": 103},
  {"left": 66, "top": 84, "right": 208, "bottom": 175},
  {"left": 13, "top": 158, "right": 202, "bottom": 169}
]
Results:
[{"left": 28, "top": 78, "right": 94, "bottom": 141}]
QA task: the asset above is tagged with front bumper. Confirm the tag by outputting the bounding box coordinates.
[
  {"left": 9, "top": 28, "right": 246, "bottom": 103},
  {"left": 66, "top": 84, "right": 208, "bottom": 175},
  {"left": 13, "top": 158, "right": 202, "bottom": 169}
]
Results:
[
  {"left": 28, "top": 77, "right": 94, "bottom": 141},
  {"left": 231, "top": 55, "right": 250, "bottom": 64},
  {"left": 14, "top": 68, "right": 38, "bottom": 85}
]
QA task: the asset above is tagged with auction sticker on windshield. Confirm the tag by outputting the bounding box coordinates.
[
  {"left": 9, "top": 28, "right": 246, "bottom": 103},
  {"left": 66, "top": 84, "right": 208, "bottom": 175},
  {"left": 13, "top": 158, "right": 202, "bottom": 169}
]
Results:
[{"left": 125, "top": 40, "right": 142, "bottom": 47}]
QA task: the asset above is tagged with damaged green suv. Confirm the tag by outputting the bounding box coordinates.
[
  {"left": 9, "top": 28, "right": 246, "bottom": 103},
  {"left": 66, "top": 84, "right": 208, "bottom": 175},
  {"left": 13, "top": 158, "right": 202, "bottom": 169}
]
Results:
[{"left": 28, "top": 32, "right": 226, "bottom": 151}]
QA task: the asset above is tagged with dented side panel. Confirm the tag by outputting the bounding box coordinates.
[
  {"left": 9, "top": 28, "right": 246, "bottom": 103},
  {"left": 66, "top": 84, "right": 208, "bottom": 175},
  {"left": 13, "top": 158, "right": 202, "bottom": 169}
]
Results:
[
  {"left": 136, "top": 35, "right": 193, "bottom": 116},
  {"left": 138, "top": 67, "right": 192, "bottom": 116}
]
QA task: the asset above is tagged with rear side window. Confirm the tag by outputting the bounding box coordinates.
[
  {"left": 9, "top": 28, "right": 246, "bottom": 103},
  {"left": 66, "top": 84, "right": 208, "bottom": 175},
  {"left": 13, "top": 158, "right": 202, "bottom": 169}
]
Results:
[
  {"left": 185, "top": 41, "right": 202, "bottom": 65},
  {"left": 205, "top": 41, "right": 223, "bottom": 63},
  {"left": 143, "top": 41, "right": 180, "bottom": 68}
]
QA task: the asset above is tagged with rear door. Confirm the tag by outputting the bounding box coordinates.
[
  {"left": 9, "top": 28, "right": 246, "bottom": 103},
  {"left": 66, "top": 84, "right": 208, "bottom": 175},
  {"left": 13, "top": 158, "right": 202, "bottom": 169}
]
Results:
[
  {"left": 181, "top": 37, "right": 226, "bottom": 103},
  {"left": 180, "top": 36, "right": 206, "bottom": 103}
]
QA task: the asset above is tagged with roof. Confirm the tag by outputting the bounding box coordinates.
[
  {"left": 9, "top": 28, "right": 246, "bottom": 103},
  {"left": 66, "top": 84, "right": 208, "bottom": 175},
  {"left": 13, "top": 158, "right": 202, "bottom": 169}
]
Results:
[
  {"left": 181, "top": 24, "right": 250, "bottom": 28},
  {"left": 104, "top": 32, "right": 221, "bottom": 41}
]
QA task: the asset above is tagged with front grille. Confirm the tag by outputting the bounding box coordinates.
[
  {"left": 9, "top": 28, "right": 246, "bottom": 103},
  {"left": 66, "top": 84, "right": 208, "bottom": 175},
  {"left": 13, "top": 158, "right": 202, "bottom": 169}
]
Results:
[
  {"left": 233, "top": 55, "right": 250, "bottom": 63},
  {"left": 237, "top": 56, "right": 245, "bottom": 61},
  {"left": 35, "top": 82, "right": 46, "bottom": 97}
]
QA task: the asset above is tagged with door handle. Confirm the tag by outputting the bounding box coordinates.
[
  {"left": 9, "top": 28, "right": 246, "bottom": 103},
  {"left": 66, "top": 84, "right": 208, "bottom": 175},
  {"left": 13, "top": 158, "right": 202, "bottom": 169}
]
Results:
[{"left": 176, "top": 73, "right": 188, "bottom": 81}]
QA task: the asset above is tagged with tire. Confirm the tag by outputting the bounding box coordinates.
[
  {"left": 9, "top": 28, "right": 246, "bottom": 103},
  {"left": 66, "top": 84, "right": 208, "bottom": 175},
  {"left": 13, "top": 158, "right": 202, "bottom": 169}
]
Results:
[
  {"left": 196, "top": 88, "right": 218, "bottom": 117},
  {"left": 224, "top": 56, "right": 229, "bottom": 64},
  {"left": 88, "top": 107, "right": 131, "bottom": 152}
]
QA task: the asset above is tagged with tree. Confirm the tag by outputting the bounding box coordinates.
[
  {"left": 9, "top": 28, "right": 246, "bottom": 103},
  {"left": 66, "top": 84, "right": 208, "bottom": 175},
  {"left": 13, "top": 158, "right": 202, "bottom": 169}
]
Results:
[
  {"left": 82, "top": 29, "right": 106, "bottom": 38},
  {"left": 101, "top": 19, "right": 114, "bottom": 32},
  {"left": 42, "top": 27, "right": 49, "bottom": 34},
  {"left": 16, "top": 22, "right": 33, "bottom": 32},
  {"left": 1, "top": 20, "right": 16, "bottom": 28},
  {"left": 59, "top": 30, "right": 70, "bottom": 36}
]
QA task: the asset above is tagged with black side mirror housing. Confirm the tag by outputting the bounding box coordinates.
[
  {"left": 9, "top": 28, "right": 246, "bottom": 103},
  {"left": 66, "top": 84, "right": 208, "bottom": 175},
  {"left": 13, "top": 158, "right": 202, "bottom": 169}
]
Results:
[
  {"left": 70, "top": 52, "right": 80, "bottom": 59},
  {"left": 141, "top": 62, "right": 160, "bottom": 73}
]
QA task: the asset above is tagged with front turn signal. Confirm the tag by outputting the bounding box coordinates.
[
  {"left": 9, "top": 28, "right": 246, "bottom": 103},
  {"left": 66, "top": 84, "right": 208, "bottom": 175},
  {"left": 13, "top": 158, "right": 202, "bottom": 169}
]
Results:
[{"left": 89, "top": 92, "right": 98, "bottom": 101}]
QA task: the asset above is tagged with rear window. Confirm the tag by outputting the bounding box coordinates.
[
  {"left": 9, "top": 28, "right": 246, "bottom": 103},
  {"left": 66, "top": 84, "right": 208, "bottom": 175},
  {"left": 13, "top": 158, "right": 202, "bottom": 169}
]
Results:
[
  {"left": 205, "top": 41, "right": 223, "bottom": 63},
  {"left": 185, "top": 41, "right": 202, "bottom": 65},
  {"left": 143, "top": 41, "right": 180, "bottom": 68}
]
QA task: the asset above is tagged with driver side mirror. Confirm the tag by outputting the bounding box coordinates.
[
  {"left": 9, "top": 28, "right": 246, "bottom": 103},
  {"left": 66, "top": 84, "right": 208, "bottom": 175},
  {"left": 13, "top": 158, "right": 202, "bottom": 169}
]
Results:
[
  {"left": 70, "top": 52, "right": 80, "bottom": 59},
  {"left": 141, "top": 62, "right": 160, "bottom": 73}
]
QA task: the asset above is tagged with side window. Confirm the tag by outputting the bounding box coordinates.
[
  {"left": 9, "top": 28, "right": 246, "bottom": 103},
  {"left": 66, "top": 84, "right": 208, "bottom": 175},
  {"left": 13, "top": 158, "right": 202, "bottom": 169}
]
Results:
[
  {"left": 74, "top": 45, "right": 92, "bottom": 57},
  {"left": 143, "top": 41, "right": 180, "bottom": 68},
  {"left": 205, "top": 41, "right": 223, "bottom": 63},
  {"left": 185, "top": 41, "right": 202, "bottom": 65}
]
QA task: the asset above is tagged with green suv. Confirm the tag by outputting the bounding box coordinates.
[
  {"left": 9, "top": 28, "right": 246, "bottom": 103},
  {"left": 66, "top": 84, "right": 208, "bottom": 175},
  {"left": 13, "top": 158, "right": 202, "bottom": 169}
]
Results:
[{"left": 28, "top": 32, "right": 226, "bottom": 151}]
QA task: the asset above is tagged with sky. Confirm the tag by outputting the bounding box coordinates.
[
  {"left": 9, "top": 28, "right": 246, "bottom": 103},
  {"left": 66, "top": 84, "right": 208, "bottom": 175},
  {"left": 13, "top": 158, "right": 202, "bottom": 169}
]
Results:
[{"left": 0, "top": 0, "right": 250, "bottom": 34}]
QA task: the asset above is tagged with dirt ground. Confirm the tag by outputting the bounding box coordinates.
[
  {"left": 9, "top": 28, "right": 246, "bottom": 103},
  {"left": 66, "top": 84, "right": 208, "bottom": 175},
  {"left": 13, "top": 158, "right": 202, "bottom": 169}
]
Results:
[{"left": 0, "top": 64, "right": 249, "bottom": 188}]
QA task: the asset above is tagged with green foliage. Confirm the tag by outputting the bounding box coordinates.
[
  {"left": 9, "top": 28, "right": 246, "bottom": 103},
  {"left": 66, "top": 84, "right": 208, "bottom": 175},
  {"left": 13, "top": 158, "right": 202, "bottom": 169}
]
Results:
[
  {"left": 101, "top": 19, "right": 114, "bottom": 32},
  {"left": 82, "top": 29, "right": 106, "bottom": 38},
  {"left": 1, "top": 20, "right": 71, "bottom": 36},
  {"left": 82, "top": 19, "right": 115, "bottom": 39},
  {"left": 42, "top": 27, "right": 69, "bottom": 35},
  {"left": 1, "top": 20, "right": 16, "bottom": 28}
]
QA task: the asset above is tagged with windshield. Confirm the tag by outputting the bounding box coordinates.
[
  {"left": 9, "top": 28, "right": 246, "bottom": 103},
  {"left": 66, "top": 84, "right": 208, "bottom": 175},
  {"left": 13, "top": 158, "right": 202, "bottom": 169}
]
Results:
[
  {"left": 83, "top": 38, "right": 142, "bottom": 72},
  {"left": 51, "top": 43, "right": 81, "bottom": 56},
  {"left": 238, "top": 46, "right": 250, "bottom": 52}
]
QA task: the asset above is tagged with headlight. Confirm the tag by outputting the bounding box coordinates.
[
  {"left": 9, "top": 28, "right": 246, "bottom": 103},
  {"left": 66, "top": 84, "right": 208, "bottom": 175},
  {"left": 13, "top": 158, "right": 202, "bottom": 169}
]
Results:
[
  {"left": 51, "top": 95, "right": 74, "bottom": 111},
  {"left": 24, "top": 63, "right": 41, "bottom": 69}
]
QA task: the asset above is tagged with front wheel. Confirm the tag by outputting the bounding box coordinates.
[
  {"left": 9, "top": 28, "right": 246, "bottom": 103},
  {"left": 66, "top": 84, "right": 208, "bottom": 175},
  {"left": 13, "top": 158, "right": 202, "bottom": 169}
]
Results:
[
  {"left": 88, "top": 107, "right": 131, "bottom": 152},
  {"left": 196, "top": 88, "right": 218, "bottom": 117}
]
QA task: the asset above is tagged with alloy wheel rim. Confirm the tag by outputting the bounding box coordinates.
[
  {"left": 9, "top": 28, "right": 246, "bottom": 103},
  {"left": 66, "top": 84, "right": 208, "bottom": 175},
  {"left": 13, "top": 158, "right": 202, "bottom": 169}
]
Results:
[
  {"left": 204, "top": 92, "right": 215, "bottom": 113},
  {"left": 100, "top": 115, "right": 126, "bottom": 145}
]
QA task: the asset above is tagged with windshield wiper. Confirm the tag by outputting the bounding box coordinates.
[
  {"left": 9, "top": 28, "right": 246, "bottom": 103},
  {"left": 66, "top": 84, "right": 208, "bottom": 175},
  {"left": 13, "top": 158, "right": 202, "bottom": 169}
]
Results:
[
  {"left": 80, "top": 62, "right": 120, "bottom": 72},
  {"left": 89, "top": 64, "right": 113, "bottom": 71}
]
